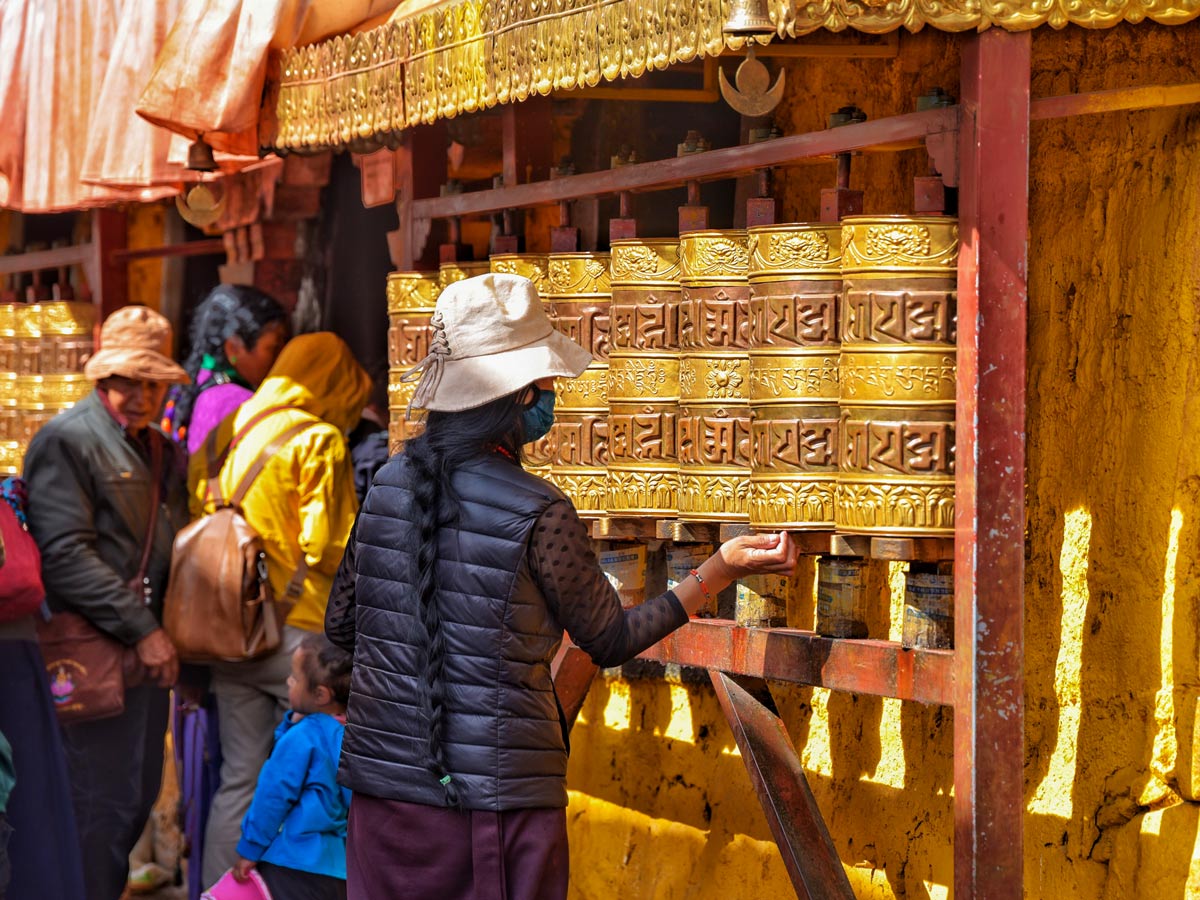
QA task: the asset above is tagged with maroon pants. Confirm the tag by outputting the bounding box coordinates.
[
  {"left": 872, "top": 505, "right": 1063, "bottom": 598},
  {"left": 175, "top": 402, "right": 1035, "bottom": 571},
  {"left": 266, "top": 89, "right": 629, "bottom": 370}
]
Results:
[{"left": 346, "top": 793, "right": 568, "bottom": 900}]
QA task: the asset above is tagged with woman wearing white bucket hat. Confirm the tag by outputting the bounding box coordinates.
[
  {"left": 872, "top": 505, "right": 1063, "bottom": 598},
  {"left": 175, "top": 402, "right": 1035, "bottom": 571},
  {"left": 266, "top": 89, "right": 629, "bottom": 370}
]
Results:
[{"left": 325, "top": 273, "right": 797, "bottom": 899}]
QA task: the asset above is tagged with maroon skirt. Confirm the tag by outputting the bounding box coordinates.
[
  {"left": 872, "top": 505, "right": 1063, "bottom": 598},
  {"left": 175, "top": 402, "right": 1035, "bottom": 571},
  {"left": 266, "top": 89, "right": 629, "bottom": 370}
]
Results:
[{"left": 346, "top": 793, "right": 569, "bottom": 900}]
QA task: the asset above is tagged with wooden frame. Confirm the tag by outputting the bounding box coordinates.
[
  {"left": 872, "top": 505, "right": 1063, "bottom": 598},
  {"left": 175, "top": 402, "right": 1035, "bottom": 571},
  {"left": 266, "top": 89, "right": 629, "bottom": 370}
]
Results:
[{"left": 390, "top": 38, "right": 1200, "bottom": 899}]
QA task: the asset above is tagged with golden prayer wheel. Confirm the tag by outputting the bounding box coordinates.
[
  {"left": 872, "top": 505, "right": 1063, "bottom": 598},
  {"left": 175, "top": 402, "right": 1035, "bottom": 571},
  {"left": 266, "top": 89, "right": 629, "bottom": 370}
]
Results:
[
  {"left": 386, "top": 271, "right": 441, "bottom": 450},
  {"left": 0, "top": 440, "right": 20, "bottom": 476},
  {"left": 13, "top": 303, "right": 42, "bottom": 375},
  {"left": 38, "top": 302, "right": 95, "bottom": 374},
  {"left": 17, "top": 373, "right": 91, "bottom": 409},
  {"left": 546, "top": 253, "right": 610, "bottom": 517},
  {"left": 490, "top": 254, "right": 553, "bottom": 477},
  {"left": 606, "top": 239, "right": 681, "bottom": 516},
  {"left": 836, "top": 216, "right": 958, "bottom": 536},
  {"left": 677, "top": 230, "right": 751, "bottom": 522},
  {"left": 0, "top": 304, "right": 19, "bottom": 374},
  {"left": 489, "top": 254, "right": 549, "bottom": 297},
  {"left": 438, "top": 260, "right": 490, "bottom": 290},
  {"left": 747, "top": 224, "right": 842, "bottom": 530}
]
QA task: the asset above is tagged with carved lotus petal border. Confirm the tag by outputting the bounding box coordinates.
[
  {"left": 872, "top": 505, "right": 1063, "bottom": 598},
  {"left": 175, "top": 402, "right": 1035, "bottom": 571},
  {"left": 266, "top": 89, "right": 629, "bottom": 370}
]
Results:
[{"left": 273, "top": 0, "right": 1198, "bottom": 150}]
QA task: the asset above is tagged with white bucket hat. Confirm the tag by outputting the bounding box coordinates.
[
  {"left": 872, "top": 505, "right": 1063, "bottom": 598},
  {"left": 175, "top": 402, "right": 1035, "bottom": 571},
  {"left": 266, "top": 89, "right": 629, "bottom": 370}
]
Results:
[{"left": 403, "top": 272, "right": 592, "bottom": 413}]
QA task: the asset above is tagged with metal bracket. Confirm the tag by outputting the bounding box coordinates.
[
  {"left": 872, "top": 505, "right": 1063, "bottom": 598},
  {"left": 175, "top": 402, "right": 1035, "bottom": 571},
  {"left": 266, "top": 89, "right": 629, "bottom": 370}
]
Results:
[{"left": 710, "top": 670, "right": 855, "bottom": 900}]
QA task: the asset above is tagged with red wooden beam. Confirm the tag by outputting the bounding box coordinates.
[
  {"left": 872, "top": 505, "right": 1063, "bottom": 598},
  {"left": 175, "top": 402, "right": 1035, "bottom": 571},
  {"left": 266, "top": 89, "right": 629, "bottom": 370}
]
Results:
[
  {"left": 412, "top": 106, "right": 958, "bottom": 220},
  {"left": 711, "top": 672, "right": 856, "bottom": 900},
  {"left": 109, "top": 238, "right": 226, "bottom": 263},
  {"left": 638, "top": 619, "right": 955, "bottom": 707},
  {"left": 954, "top": 30, "right": 1030, "bottom": 900}
]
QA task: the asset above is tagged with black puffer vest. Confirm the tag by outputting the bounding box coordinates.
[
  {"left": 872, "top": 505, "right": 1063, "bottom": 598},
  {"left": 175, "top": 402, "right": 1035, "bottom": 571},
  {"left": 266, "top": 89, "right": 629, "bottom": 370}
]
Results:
[{"left": 341, "top": 454, "right": 571, "bottom": 810}]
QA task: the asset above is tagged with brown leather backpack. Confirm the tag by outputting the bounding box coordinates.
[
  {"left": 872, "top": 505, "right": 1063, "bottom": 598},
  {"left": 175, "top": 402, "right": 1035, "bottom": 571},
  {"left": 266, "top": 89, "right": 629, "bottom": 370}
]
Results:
[{"left": 163, "top": 407, "right": 316, "bottom": 663}]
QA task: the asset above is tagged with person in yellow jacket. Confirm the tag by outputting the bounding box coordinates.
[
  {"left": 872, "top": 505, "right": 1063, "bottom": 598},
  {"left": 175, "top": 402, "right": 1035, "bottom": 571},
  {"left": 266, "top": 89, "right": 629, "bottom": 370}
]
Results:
[{"left": 188, "top": 332, "right": 371, "bottom": 887}]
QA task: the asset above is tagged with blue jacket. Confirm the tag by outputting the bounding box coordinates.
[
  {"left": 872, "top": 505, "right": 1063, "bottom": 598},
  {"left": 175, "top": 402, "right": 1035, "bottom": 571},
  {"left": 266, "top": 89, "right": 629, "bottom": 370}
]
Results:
[{"left": 237, "top": 711, "right": 351, "bottom": 879}]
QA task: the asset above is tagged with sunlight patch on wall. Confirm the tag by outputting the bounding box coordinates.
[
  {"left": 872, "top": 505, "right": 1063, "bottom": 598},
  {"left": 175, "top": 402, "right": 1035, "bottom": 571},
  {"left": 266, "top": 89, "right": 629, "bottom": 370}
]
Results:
[{"left": 1027, "top": 507, "right": 1092, "bottom": 819}]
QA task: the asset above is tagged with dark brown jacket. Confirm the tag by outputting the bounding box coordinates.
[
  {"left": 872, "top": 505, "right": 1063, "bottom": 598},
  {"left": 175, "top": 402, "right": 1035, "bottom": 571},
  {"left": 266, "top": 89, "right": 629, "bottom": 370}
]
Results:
[{"left": 23, "top": 392, "right": 188, "bottom": 645}]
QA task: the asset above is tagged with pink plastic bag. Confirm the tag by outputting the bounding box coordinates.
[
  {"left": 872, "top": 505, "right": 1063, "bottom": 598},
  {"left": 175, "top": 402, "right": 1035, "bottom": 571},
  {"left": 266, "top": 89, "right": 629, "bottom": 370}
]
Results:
[{"left": 201, "top": 868, "right": 273, "bottom": 900}]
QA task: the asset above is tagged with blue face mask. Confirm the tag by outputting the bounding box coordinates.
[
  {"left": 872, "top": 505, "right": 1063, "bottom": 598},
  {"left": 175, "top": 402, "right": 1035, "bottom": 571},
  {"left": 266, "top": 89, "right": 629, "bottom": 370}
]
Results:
[{"left": 521, "top": 386, "right": 556, "bottom": 443}]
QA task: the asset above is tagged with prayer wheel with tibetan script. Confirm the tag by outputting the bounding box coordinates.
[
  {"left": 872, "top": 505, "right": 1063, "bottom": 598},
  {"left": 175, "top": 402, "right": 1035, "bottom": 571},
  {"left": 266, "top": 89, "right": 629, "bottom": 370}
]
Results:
[
  {"left": 546, "top": 253, "right": 611, "bottom": 518},
  {"left": 490, "top": 254, "right": 554, "bottom": 478},
  {"left": 386, "top": 271, "right": 441, "bottom": 454},
  {"left": 606, "top": 239, "right": 681, "bottom": 517},
  {"left": 39, "top": 302, "right": 95, "bottom": 374},
  {"left": 836, "top": 216, "right": 958, "bottom": 535},
  {"left": 677, "top": 230, "right": 751, "bottom": 522},
  {"left": 747, "top": 223, "right": 842, "bottom": 530}
]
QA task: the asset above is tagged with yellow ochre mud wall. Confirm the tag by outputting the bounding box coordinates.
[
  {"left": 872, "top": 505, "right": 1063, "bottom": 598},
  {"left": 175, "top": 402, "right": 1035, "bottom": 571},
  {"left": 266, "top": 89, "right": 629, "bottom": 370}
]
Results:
[{"left": 565, "top": 24, "right": 1200, "bottom": 900}]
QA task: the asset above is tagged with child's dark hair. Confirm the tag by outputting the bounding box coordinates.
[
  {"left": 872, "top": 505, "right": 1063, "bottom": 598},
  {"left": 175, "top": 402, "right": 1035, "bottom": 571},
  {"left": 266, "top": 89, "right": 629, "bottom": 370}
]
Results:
[{"left": 298, "top": 633, "right": 353, "bottom": 706}]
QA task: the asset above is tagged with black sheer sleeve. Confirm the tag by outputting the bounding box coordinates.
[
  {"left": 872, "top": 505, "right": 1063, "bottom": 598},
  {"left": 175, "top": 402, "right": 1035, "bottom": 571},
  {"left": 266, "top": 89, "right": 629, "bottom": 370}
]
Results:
[{"left": 530, "top": 500, "right": 687, "bottom": 667}]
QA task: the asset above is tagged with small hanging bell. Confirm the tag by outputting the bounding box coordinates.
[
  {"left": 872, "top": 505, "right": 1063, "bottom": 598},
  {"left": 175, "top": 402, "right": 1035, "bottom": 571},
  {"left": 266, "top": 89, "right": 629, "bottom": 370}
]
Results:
[
  {"left": 186, "top": 138, "right": 218, "bottom": 173},
  {"left": 723, "top": 0, "right": 774, "bottom": 36}
]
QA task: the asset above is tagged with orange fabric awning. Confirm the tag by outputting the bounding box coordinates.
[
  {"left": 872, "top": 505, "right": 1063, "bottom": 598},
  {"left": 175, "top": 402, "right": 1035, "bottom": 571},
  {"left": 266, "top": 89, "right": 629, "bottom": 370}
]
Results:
[{"left": 135, "top": 0, "right": 401, "bottom": 156}]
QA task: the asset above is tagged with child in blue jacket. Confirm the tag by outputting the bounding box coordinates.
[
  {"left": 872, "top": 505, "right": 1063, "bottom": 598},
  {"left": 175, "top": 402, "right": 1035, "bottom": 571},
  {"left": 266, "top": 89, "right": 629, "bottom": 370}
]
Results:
[{"left": 232, "top": 634, "right": 352, "bottom": 900}]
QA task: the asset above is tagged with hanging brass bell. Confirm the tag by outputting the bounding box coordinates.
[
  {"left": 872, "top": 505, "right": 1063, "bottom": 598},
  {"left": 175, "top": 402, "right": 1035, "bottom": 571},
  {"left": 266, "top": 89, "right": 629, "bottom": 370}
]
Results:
[
  {"left": 723, "top": 0, "right": 774, "bottom": 36},
  {"left": 185, "top": 138, "right": 218, "bottom": 173}
]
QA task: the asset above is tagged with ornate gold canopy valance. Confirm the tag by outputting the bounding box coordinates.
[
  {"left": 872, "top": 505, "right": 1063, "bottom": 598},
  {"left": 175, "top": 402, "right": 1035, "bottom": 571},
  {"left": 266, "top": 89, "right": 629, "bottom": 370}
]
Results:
[{"left": 272, "top": 0, "right": 1200, "bottom": 152}]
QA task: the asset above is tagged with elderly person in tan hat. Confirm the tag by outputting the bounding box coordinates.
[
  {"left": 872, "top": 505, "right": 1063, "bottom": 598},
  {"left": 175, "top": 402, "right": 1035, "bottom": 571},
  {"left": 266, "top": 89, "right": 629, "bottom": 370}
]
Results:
[
  {"left": 324, "top": 273, "right": 798, "bottom": 900},
  {"left": 24, "top": 305, "right": 191, "bottom": 900}
]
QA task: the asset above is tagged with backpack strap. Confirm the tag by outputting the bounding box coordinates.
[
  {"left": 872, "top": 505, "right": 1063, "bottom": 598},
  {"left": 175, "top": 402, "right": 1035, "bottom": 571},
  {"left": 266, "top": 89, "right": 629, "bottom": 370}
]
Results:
[
  {"left": 227, "top": 417, "right": 320, "bottom": 605},
  {"left": 205, "top": 405, "right": 294, "bottom": 508}
]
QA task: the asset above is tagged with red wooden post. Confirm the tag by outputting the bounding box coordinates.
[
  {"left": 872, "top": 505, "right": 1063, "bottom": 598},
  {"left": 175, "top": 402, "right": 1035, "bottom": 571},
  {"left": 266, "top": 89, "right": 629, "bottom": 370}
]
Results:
[
  {"left": 91, "top": 208, "right": 128, "bottom": 320},
  {"left": 395, "top": 123, "right": 448, "bottom": 270},
  {"left": 954, "top": 30, "right": 1030, "bottom": 900}
]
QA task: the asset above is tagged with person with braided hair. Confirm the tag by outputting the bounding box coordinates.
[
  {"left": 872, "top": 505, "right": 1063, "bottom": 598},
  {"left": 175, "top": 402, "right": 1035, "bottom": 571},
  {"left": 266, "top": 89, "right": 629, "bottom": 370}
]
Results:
[
  {"left": 164, "top": 284, "right": 289, "bottom": 454},
  {"left": 325, "top": 274, "right": 798, "bottom": 900},
  {"left": 160, "top": 284, "right": 287, "bottom": 900}
]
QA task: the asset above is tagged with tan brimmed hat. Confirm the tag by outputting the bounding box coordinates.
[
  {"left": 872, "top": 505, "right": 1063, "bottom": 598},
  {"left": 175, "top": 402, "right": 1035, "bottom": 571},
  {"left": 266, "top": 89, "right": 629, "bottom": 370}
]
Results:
[
  {"left": 84, "top": 305, "right": 190, "bottom": 384},
  {"left": 403, "top": 273, "right": 591, "bottom": 413}
]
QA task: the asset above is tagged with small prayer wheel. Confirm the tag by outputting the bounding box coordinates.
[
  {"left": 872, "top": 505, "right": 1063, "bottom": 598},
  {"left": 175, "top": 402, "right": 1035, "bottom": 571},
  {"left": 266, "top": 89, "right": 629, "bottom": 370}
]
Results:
[
  {"left": 546, "top": 253, "right": 611, "bottom": 517},
  {"left": 677, "top": 230, "right": 751, "bottom": 522},
  {"left": 490, "top": 254, "right": 553, "bottom": 477},
  {"left": 836, "top": 216, "right": 958, "bottom": 536},
  {"left": 386, "top": 271, "right": 441, "bottom": 453},
  {"left": 901, "top": 568, "right": 955, "bottom": 649},
  {"left": 816, "top": 556, "right": 869, "bottom": 638},
  {"left": 606, "top": 239, "right": 681, "bottom": 517},
  {"left": 747, "top": 224, "right": 842, "bottom": 530}
]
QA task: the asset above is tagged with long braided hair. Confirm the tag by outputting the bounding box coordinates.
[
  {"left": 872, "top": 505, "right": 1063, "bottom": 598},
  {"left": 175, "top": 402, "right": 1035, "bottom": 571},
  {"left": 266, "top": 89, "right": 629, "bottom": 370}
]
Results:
[
  {"left": 170, "top": 285, "right": 287, "bottom": 437},
  {"left": 402, "top": 389, "right": 533, "bottom": 807}
]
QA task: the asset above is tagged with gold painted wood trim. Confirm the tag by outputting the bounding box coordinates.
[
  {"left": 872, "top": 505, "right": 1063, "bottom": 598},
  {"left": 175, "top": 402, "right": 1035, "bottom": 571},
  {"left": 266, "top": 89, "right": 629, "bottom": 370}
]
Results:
[{"left": 274, "top": 0, "right": 1199, "bottom": 151}]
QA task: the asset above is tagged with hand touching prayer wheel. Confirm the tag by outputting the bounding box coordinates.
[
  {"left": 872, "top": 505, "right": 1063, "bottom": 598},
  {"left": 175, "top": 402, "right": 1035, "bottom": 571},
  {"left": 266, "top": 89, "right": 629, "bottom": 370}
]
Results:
[{"left": 747, "top": 223, "right": 842, "bottom": 530}]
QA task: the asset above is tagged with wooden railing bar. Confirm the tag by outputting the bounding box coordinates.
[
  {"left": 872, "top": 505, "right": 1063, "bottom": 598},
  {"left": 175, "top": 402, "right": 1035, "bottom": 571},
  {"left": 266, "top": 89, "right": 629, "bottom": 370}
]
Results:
[
  {"left": 637, "top": 619, "right": 955, "bottom": 707},
  {"left": 411, "top": 106, "right": 959, "bottom": 219}
]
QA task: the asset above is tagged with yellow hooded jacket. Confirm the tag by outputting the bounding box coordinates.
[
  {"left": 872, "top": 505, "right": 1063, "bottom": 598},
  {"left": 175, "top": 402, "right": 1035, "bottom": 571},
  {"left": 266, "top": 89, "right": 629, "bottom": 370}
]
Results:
[{"left": 189, "top": 332, "right": 372, "bottom": 633}]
